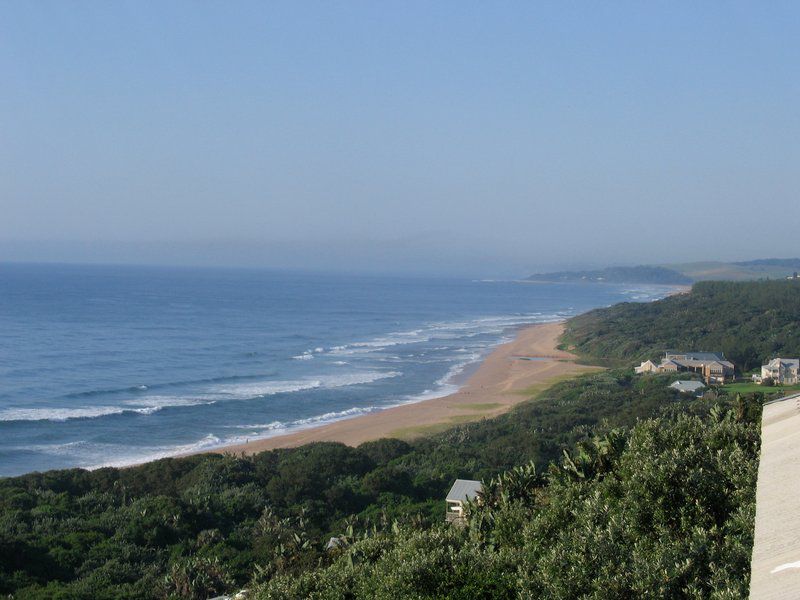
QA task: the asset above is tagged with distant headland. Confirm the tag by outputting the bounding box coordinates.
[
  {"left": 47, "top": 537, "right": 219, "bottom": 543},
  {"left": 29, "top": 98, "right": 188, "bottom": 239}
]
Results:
[{"left": 528, "top": 257, "right": 800, "bottom": 285}]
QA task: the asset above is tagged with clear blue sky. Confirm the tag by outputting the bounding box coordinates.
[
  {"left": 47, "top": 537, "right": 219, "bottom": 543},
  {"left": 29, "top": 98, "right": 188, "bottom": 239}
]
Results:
[{"left": 1, "top": 2, "right": 798, "bottom": 275}]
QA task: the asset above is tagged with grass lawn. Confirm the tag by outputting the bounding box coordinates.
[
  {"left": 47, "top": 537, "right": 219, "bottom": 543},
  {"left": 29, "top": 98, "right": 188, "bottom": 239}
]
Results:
[{"left": 721, "top": 382, "right": 800, "bottom": 395}]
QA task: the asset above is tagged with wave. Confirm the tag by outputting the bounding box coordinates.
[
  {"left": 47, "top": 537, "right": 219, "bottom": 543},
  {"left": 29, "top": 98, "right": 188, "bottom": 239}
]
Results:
[
  {"left": 401, "top": 349, "right": 484, "bottom": 403},
  {"left": 211, "top": 371, "right": 401, "bottom": 399},
  {"left": 20, "top": 435, "right": 228, "bottom": 470},
  {"left": 1, "top": 370, "right": 402, "bottom": 424},
  {"left": 0, "top": 406, "right": 132, "bottom": 422},
  {"left": 0, "top": 396, "right": 214, "bottom": 423},
  {"left": 59, "top": 372, "right": 281, "bottom": 401},
  {"left": 62, "top": 384, "right": 152, "bottom": 400},
  {"left": 16, "top": 406, "right": 383, "bottom": 470},
  {"left": 324, "top": 313, "right": 565, "bottom": 356}
]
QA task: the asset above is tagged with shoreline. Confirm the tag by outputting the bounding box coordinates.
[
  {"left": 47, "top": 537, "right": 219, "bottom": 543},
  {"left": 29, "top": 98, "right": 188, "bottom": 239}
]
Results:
[{"left": 206, "top": 321, "right": 601, "bottom": 456}]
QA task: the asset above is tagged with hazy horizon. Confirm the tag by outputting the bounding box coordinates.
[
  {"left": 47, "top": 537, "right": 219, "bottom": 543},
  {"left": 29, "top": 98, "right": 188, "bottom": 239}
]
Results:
[
  {"left": 2, "top": 239, "right": 797, "bottom": 280},
  {"left": 2, "top": 3, "right": 799, "bottom": 276}
]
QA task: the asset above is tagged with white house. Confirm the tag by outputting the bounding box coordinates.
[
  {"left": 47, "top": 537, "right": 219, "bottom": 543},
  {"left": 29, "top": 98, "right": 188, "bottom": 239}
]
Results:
[
  {"left": 636, "top": 351, "right": 735, "bottom": 384},
  {"left": 446, "top": 479, "right": 482, "bottom": 524},
  {"left": 760, "top": 358, "right": 800, "bottom": 385},
  {"left": 635, "top": 360, "right": 659, "bottom": 374}
]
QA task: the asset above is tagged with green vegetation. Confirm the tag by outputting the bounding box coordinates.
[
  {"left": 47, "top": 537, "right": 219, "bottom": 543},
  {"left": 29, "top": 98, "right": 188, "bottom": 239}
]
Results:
[
  {"left": 530, "top": 257, "right": 800, "bottom": 285},
  {"left": 722, "top": 382, "right": 800, "bottom": 395},
  {"left": 660, "top": 257, "right": 800, "bottom": 282},
  {"left": 458, "top": 402, "right": 503, "bottom": 411},
  {"left": 563, "top": 280, "right": 800, "bottom": 371},
  {"left": 256, "top": 406, "right": 759, "bottom": 599}
]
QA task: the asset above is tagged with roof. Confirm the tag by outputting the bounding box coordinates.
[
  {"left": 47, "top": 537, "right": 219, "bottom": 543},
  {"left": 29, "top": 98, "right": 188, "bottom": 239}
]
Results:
[
  {"left": 706, "top": 360, "right": 735, "bottom": 369},
  {"left": 665, "top": 351, "right": 726, "bottom": 361},
  {"left": 446, "top": 479, "right": 482, "bottom": 502},
  {"left": 659, "top": 359, "right": 682, "bottom": 367},
  {"left": 686, "top": 352, "right": 726, "bottom": 361},
  {"left": 669, "top": 380, "right": 706, "bottom": 393},
  {"left": 662, "top": 357, "right": 734, "bottom": 370},
  {"left": 765, "top": 358, "right": 800, "bottom": 369},
  {"left": 326, "top": 537, "right": 344, "bottom": 550}
]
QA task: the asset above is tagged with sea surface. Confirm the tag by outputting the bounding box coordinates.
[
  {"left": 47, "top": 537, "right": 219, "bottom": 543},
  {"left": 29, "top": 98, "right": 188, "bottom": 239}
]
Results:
[{"left": 0, "top": 263, "right": 673, "bottom": 477}]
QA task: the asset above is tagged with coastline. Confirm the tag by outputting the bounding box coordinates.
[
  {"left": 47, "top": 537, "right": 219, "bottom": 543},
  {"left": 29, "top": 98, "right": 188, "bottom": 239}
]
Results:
[{"left": 207, "top": 321, "right": 601, "bottom": 456}]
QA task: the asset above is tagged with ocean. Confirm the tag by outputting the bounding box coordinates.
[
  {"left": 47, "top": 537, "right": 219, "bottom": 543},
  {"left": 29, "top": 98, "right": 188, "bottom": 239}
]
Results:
[{"left": 0, "top": 263, "right": 673, "bottom": 477}]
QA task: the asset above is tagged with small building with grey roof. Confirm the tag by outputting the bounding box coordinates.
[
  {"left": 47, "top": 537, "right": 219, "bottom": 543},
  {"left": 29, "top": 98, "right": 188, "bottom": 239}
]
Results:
[
  {"left": 446, "top": 479, "right": 482, "bottom": 524},
  {"left": 669, "top": 380, "right": 706, "bottom": 396}
]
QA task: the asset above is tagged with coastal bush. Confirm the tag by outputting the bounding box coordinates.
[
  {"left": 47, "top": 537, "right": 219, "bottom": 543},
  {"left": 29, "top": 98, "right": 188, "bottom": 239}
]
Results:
[
  {"left": 253, "top": 409, "right": 759, "bottom": 599},
  {"left": 563, "top": 279, "right": 800, "bottom": 370}
]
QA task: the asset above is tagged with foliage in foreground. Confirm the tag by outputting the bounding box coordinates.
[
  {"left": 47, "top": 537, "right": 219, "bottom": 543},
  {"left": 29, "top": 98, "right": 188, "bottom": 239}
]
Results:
[{"left": 255, "top": 408, "right": 759, "bottom": 599}]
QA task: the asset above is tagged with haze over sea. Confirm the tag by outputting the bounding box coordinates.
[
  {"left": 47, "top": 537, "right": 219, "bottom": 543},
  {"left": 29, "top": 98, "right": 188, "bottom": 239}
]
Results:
[{"left": 0, "top": 263, "right": 673, "bottom": 477}]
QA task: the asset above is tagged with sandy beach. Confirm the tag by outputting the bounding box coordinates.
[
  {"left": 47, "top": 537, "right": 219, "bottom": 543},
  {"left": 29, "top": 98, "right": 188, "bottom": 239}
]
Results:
[{"left": 211, "top": 321, "right": 599, "bottom": 455}]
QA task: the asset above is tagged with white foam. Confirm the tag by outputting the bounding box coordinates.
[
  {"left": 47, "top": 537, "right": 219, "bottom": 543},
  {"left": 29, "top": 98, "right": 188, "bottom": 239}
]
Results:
[
  {"left": 223, "top": 421, "right": 284, "bottom": 430},
  {"left": 0, "top": 406, "right": 129, "bottom": 422},
  {"left": 324, "top": 313, "right": 564, "bottom": 356},
  {"left": 291, "top": 405, "right": 378, "bottom": 426},
  {"left": 211, "top": 371, "right": 401, "bottom": 399},
  {"left": 81, "top": 434, "right": 225, "bottom": 470},
  {"left": 0, "top": 371, "right": 401, "bottom": 424},
  {"left": 39, "top": 405, "right": 384, "bottom": 470},
  {"left": 0, "top": 396, "right": 214, "bottom": 423}
]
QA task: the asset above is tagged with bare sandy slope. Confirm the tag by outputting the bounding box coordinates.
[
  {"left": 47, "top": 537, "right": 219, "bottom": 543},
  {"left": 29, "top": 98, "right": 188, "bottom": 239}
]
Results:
[{"left": 208, "top": 321, "right": 598, "bottom": 455}]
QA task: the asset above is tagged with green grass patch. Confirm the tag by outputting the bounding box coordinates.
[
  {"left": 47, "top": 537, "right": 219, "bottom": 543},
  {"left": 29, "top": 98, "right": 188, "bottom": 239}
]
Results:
[
  {"left": 514, "top": 372, "right": 593, "bottom": 397},
  {"left": 389, "top": 414, "right": 487, "bottom": 440},
  {"left": 722, "top": 382, "right": 800, "bottom": 395},
  {"left": 458, "top": 402, "right": 503, "bottom": 411}
]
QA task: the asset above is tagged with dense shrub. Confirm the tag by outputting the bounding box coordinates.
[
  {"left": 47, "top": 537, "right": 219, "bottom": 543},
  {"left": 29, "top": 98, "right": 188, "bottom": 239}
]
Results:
[
  {"left": 255, "top": 409, "right": 758, "bottom": 599},
  {"left": 563, "top": 280, "right": 800, "bottom": 370}
]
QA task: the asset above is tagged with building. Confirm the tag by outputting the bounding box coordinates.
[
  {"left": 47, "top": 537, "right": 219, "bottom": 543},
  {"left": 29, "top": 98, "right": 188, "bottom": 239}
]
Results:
[
  {"left": 669, "top": 380, "right": 706, "bottom": 396},
  {"left": 635, "top": 351, "right": 734, "bottom": 384},
  {"left": 759, "top": 358, "right": 800, "bottom": 385},
  {"left": 634, "top": 360, "right": 659, "bottom": 374},
  {"left": 445, "top": 479, "right": 482, "bottom": 524}
]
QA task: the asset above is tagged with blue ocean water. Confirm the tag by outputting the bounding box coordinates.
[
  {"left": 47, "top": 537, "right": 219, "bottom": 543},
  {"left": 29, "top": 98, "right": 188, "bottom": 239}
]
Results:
[{"left": 0, "top": 263, "right": 672, "bottom": 477}]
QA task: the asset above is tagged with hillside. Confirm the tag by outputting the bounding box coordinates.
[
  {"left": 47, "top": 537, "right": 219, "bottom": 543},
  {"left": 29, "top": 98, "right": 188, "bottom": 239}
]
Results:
[
  {"left": 562, "top": 279, "right": 800, "bottom": 371},
  {"left": 529, "top": 257, "right": 800, "bottom": 285},
  {"left": 255, "top": 406, "right": 758, "bottom": 599},
  {"left": 527, "top": 265, "right": 691, "bottom": 284},
  {"left": 664, "top": 258, "right": 800, "bottom": 282}
]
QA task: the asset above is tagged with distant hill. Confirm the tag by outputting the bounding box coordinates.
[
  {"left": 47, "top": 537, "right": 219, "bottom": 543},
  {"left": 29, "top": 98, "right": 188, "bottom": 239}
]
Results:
[
  {"left": 562, "top": 279, "right": 800, "bottom": 371},
  {"left": 734, "top": 258, "right": 800, "bottom": 268},
  {"left": 663, "top": 258, "right": 800, "bottom": 282},
  {"left": 528, "top": 265, "right": 692, "bottom": 285},
  {"left": 530, "top": 258, "right": 800, "bottom": 284}
]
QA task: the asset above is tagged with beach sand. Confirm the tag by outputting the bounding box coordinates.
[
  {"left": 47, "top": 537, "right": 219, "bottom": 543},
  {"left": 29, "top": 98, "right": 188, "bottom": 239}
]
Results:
[{"left": 210, "top": 321, "right": 599, "bottom": 455}]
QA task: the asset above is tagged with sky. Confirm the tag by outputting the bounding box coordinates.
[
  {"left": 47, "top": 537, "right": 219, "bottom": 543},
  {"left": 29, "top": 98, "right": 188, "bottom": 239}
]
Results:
[{"left": 1, "top": 2, "right": 798, "bottom": 276}]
